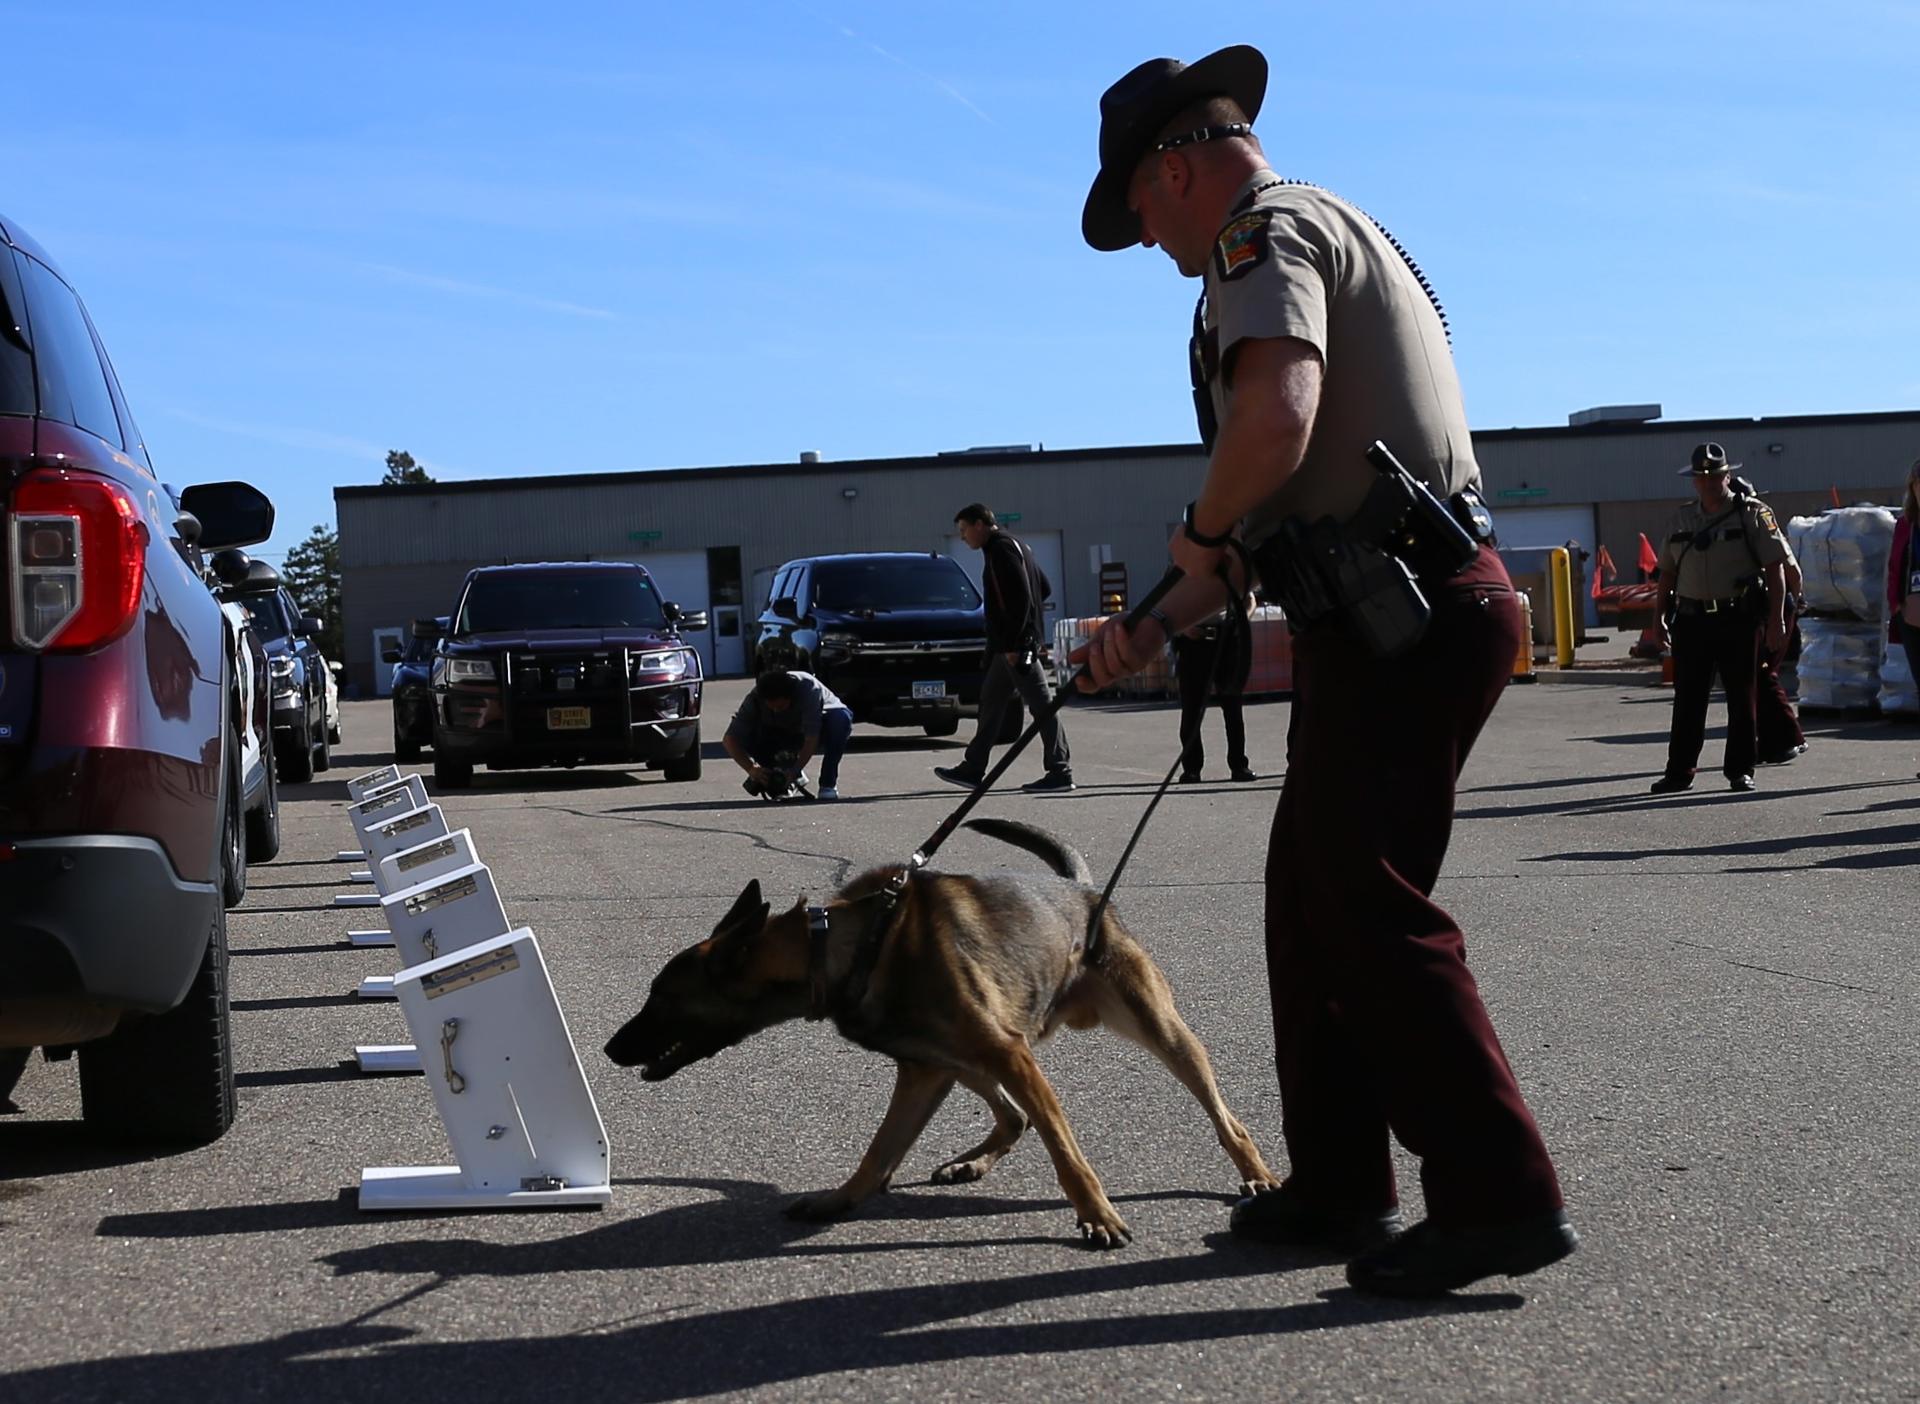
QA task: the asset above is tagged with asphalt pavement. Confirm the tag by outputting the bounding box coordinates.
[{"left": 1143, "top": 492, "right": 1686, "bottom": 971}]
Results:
[{"left": 4, "top": 674, "right": 1917, "bottom": 1403}]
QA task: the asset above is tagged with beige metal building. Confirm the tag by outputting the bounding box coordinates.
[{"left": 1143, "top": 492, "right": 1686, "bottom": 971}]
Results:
[{"left": 335, "top": 407, "right": 1920, "bottom": 696}]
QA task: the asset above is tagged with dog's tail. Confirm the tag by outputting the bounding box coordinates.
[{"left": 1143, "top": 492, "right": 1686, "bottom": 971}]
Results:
[{"left": 963, "top": 817, "right": 1094, "bottom": 886}]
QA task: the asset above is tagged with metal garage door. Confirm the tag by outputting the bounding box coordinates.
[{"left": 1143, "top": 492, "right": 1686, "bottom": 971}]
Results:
[{"left": 1493, "top": 504, "right": 1599, "bottom": 626}]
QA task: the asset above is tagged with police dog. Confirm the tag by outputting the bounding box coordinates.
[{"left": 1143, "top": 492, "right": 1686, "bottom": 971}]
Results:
[{"left": 604, "top": 818, "right": 1277, "bottom": 1247}]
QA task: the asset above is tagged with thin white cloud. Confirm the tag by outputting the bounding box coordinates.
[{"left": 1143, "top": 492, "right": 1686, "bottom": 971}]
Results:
[
  {"left": 353, "top": 262, "right": 618, "bottom": 320},
  {"left": 161, "top": 408, "right": 463, "bottom": 477},
  {"left": 796, "top": 4, "right": 993, "bottom": 125}
]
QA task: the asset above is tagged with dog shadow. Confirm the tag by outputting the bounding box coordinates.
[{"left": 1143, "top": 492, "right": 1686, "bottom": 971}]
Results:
[{"left": 59, "top": 1176, "right": 1525, "bottom": 1402}]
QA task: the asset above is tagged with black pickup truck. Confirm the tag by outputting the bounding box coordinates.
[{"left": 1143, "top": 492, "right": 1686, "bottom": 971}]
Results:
[
  {"left": 752, "top": 553, "right": 991, "bottom": 736},
  {"left": 423, "top": 561, "right": 706, "bottom": 788}
]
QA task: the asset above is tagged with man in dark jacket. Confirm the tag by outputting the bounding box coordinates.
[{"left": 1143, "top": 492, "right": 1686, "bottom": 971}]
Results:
[{"left": 935, "top": 504, "right": 1073, "bottom": 791}]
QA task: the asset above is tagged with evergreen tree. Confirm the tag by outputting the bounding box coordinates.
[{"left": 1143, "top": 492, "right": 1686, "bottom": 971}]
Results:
[{"left": 281, "top": 524, "right": 343, "bottom": 663}]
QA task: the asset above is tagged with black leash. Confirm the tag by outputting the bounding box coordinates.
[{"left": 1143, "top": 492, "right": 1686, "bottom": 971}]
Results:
[
  {"left": 1084, "top": 549, "right": 1255, "bottom": 948},
  {"left": 906, "top": 567, "right": 1187, "bottom": 876}
]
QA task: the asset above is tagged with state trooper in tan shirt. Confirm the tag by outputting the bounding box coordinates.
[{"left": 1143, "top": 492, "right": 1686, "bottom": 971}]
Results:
[
  {"left": 1652, "top": 442, "right": 1791, "bottom": 793},
  {"left": 1071, "top": 44, "right": 1573, "bottom": 1298}
]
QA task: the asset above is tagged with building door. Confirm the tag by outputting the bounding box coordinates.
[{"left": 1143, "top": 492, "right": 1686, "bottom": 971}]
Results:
[
  {"left": 945, "top": 529, "right": 1066, "bottom": 631},
  {"left": 371, "top": 626, "right": 403, "bottom": 698},
  {"left": 706, "top": 546, "right": 746, "bottom": 677}
]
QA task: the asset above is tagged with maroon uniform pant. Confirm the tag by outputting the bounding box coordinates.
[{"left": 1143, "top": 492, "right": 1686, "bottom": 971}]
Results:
[
  {"left": 1665, "top": 604, "right": 1762, "bottom": 780},
  {"left": 1266, "top": 547, "right": 1563, "bottom": 1224},
  {"left": 1755, "top": 605, "right": 1805, "bottom": 757}
]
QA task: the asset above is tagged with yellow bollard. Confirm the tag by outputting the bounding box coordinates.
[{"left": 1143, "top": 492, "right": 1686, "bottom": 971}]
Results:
[{"left": 1548, "top": 548, "right": 1577, "bottom": 668}]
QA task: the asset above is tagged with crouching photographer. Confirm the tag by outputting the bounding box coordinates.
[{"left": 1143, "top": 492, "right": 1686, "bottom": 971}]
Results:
[{"left": 722, "top": 669, "right": 854, "bottom": 801}]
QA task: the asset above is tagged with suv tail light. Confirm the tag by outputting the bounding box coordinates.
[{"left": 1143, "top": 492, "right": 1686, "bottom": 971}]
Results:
[{"left": 8, "top": 472, "right": 149, "bottom": 652}]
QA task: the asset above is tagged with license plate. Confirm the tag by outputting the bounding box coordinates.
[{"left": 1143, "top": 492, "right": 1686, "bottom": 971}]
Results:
[
  {"left": 546, "top": 706, "right": 591, "bottom": 730},
  {"left": 911, "top": 681, "right": 947, "bottom": 700}
]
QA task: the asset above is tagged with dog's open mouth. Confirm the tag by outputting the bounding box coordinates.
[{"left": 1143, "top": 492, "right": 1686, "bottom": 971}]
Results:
[{"left": 640, "top": 1041, "right": 698, "bottom": 1081}]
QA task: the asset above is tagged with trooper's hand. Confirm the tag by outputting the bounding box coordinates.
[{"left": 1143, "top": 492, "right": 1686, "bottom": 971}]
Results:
[
  {"left": 749, "top": 765, "right": 773, "bottom": 786},
  {"left": 1071, "top": 612, "right": 1165, "bottom": 692},
  {"left": 1169, "top": 525, "right": 1225, "bottom": 583}
]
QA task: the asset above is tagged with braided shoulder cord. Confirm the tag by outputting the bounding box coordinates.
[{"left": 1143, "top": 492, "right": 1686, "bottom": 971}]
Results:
[{"left": 1241, "top": 178, "right": 1451, "bottom": 344}]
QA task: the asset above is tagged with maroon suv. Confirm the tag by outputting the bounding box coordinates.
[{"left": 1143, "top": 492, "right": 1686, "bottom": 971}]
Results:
[{"left": 1, "top": 213, "right": 274, "bottom": 1145}]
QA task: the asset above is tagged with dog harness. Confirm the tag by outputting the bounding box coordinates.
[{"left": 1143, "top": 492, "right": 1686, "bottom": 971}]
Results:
[{"left": 804, "top": 874, "right": 911, "bottom": 1023}]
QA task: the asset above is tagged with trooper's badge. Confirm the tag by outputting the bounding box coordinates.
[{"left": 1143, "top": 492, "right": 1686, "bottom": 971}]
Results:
[{"left": 1215, "top": 211, "right": 1271, "bottom": 281}]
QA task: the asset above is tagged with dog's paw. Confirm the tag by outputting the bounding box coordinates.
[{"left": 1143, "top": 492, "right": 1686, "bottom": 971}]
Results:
[
  {"left": 784, "top": 1190, "right": 856, "bottom": 1222},
  {"left": 931, "top": 1158, "right": 989, "bottom": 1185},
  {"left": 1075, "top": 1209, "right": 1132, "bottom": 1250},
  {"left": 1240, "top": 1176, "right": 1282, "bottom": 1198}
]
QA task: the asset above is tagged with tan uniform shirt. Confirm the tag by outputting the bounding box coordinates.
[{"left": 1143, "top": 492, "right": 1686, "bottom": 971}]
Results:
[
  {"left": 1198, "top": 172, "right": 1480, "bottom": 543},
  {"left": 1659, "top": 495, "right": 1790, "bottom": 601}
]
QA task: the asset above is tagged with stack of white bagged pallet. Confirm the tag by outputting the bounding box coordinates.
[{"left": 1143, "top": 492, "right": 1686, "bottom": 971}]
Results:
[{"left": 1787, "top": 508, "right": 1899, "bottom": 710}]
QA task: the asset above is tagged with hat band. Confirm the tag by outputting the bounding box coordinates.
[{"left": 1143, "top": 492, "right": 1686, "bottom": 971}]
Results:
[{"left": 1151, "top": 123, "right": 1252, "bottom": 153}]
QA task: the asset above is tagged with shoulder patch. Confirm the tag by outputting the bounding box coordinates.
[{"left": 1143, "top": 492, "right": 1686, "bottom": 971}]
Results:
[
  {"left": 1757, "top": 505, "right": 1779, "bottom": 533},
  {"left": 1214, "top": 211, "right": 1272, "bottom": 281}
]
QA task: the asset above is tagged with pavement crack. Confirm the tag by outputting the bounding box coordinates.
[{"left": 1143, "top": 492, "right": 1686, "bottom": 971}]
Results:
[
  {"left": 1670, "top": 940, "right": 1893, "bottom": 998},
  {"left": 521, "top": 804, "right": 858, "bottom": 887}
]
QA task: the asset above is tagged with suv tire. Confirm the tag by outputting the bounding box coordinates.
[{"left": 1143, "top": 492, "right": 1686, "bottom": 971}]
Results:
[
  {"left": 661, "top": 732, "right": 702, "bottom": 783},
  {"left": 78, "top": 899, "right": 237, "bottom": 1146},
  {"left": 281, "top": 713, "right": 315, "bottom": 784},
  {"left": 312, "top": 711, "right": 331, "bottom": 773},
  {"left": 434, "top": 755, "right": 475, "bottom": 789},
  {"left": 219, "top": 730, "right": 247, "bottom": 909},
  {"left": 245, "top": 741, "right": 281, "bottom": 863},
  {"left": 394, "top": 721, "right": 422, "bottom": 763}
]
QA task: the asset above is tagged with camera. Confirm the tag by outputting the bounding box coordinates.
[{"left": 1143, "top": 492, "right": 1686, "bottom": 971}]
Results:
[{"left": 743, "top": 751, "right": 811, "bottom": 802}]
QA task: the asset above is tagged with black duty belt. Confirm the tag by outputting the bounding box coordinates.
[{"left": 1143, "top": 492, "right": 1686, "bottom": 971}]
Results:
[{"left": 1674, "top": 594, "right": 1754, "bottom": 616}]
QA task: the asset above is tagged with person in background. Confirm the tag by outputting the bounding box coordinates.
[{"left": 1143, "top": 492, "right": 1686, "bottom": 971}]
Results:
[
  {"left": 935, "top": 504, "right": 1074, "bottom": 792},
  {"left": 1888, "top": 457, "right": 1920, "bottom": 775},
  {"left": 1172, "top": 595, "right": 1259, "bottom": 784},
  {"left": 723, "top": 669, "right": 854, "bottom": 801},
  {"left": 1651, "top": 444, "right": 1791, "bottom": 794},
  {"left": 1755, "top": 529, "right": 1808, "bottom": 766}
]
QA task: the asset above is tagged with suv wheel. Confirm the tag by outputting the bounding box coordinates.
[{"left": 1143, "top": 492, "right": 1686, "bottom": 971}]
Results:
[
  {"left": 394, "top": 720, "right": 422, "bottom": 763},
  {"left": 312, "top": 706, "right": 331, "bottom": 773},
  {"left": 280, "top": 714, "right": 315, "bottom": 784},
  {"left": 220, "top": 730, "right": 247, "bottom": 909},
  {"left": 245, "top": 740, "right": 282, "bottom": 863},
  {"left": 434, "top": 754, "right": 474, "bottom": 789},
  {"left": 661, "top": 729, "right": 702, "bottom": 783},
  {"left": 78, "top": 899, "right": 237, "bottom": 1146}
]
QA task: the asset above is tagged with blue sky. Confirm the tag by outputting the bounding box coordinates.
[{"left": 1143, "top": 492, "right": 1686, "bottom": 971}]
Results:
[{"left": 6, "top": 1, "right": 1916, "bottom": 561}]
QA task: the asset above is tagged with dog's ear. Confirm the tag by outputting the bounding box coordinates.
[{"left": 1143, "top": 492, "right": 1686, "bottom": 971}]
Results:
[
  {"left": 710, "top": 880, "right": 771, "bottom": 975},
  {"left": 714, "top": 879, "right": 766, "bottom": 937}
]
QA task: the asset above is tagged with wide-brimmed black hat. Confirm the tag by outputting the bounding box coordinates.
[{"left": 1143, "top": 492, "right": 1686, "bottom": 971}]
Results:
[
  {"left": 1082, "top": 45, "right": 1268, "bottom": 252},
  {"left": 1679, "top": 441, "right": 1740, "bottom": 475}
]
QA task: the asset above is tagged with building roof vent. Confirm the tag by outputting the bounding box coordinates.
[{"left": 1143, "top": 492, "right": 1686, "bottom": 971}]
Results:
[
  {"left": 799, "top": 450, "right": 821, "bottom": 464},
  {"left": 1568, "top": 404, "right": 1662, "bottom": 428},
  {"left": 936, "top": 444, "right": 1037, "bottom": 458}
]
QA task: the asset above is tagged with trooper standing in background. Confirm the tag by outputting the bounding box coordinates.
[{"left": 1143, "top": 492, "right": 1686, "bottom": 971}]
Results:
[
  {"left": 1652, "top": 443, "right": 1791, "bottom": 793},
  {"left": 1172, "top": 599, "right": 1259, "bottom": 784}
]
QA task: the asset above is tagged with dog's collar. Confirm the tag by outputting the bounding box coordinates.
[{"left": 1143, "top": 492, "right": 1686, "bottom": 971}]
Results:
[{"left": 804, "top": 876, "right": 911, "bottom": 1024}]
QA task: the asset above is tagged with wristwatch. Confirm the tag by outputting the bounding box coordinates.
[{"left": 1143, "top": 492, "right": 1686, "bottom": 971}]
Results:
[
  {"left": 1182, "top": 501, "right": 1232, "bottom": 549},
  {"left": 1145, "top": 606, "right": 1173, "bottom": 636}
]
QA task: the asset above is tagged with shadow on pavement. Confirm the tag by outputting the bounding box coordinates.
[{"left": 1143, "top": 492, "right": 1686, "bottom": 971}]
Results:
[
  {"left": 1530, "top": 818, "right": 1920, "bottom": 867},
  {"left": 26, "top": 1176, "right": 1521, "bottom": 1402}
]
